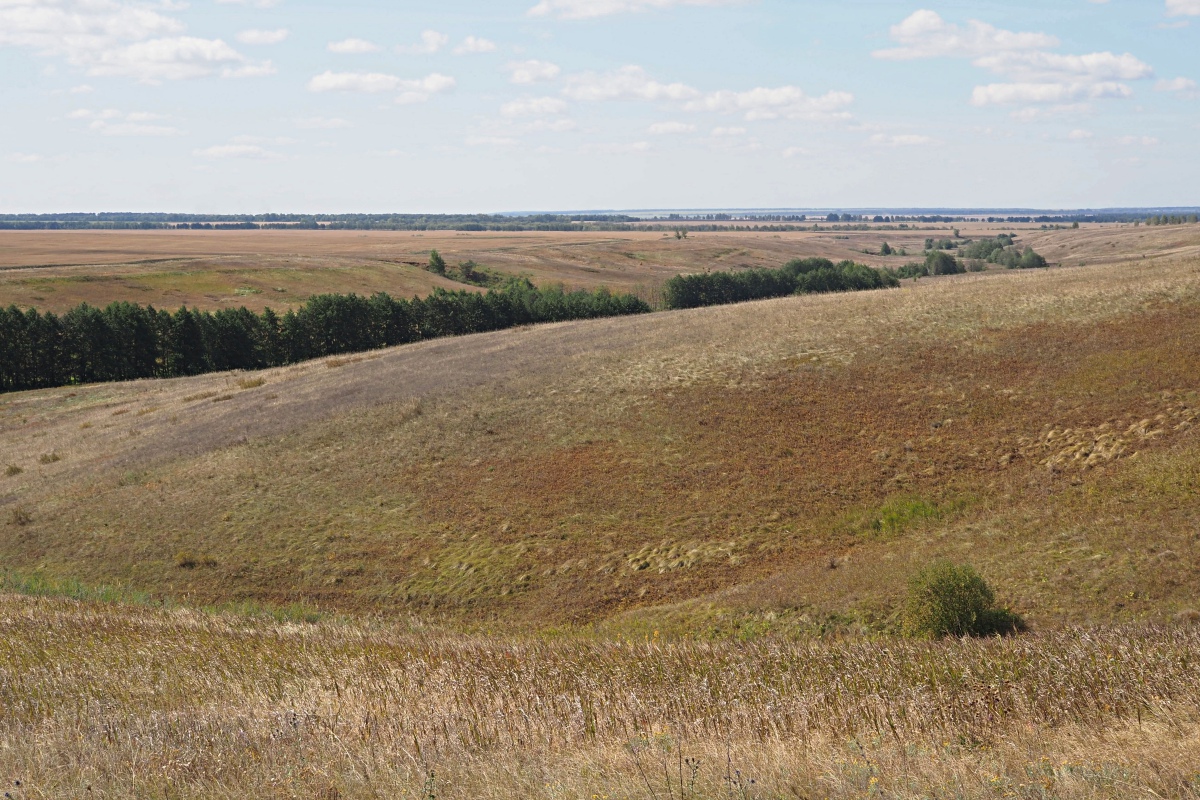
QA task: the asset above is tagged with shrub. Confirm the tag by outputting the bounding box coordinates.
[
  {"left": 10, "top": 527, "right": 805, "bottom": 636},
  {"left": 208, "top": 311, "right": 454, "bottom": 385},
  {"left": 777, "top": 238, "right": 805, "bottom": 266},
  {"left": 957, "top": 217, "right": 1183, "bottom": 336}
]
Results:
[
  {"left": 8, "top": 507, "right": 32, "bottom": 526},
  {"left": 902, "top": 560, "right": 1025, "bottom": 638},
  {"left": 4, "top": 465, "right": 21, "bottom": 477},
  {"left": 39, "top": 452, "right": 61, "bottom": 464},
  {"left": 427, "top": 250, "right": 447, "bottom": 275}
]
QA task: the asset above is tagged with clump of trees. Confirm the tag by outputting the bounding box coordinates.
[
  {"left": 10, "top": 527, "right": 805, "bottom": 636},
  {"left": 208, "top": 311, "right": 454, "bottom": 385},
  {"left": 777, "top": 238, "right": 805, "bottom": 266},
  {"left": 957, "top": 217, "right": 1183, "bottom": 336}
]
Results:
[
  {"left": 0, "top": 280, "right": 650, "bottom": 393},
  {"left": 664, "top": 258, "right": 899, "bottom": 309},
  {"left": 424, "top": 251, "right": 505, "bottom": 288}
]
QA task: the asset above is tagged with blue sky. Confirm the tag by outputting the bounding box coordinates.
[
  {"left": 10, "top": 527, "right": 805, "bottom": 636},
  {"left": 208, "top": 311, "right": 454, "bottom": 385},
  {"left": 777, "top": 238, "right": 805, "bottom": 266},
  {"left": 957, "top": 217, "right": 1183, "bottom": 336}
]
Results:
[{"left": 0, "top": 0, "right": 1197, "bottom": 212}]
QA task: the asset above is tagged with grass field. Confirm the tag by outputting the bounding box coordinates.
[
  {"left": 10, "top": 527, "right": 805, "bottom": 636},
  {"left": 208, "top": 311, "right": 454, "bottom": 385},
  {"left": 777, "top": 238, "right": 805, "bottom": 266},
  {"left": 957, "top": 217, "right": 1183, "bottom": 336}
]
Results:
[
  {"left": 4, "top": 223, "right": 1190, "bottom": 313},
  {"left": 3, "top": 594, "right": 1200, "bottom": 799},
  {"left": 4, "top": 223, "right": 1200, "bottom": 797}
]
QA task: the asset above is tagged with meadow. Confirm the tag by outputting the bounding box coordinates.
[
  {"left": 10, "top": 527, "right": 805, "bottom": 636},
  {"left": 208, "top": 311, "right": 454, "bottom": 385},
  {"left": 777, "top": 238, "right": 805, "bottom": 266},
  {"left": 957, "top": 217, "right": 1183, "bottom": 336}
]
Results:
[{"left": 3, "top": 222, "right": 1200, "bottom": 797}]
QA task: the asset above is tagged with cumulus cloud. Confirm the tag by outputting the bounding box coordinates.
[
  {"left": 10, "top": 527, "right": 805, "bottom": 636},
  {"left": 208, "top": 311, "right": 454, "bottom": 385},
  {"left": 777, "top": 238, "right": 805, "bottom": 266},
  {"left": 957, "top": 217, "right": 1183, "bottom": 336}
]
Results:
[
  {"left": 307, "top": 71, "right": 456, "bottom": 103},
  {"left": 648, "top": 121, "right": 696, "bottom": 134},
  {"left": 686, "top": 86, "right": 854, "bottom": 121},
  {"left": 215, "top": 0, "right": 283, "bottom": 7},
  {"left": 295, "top": 116, "right": 353, "bottom": 129},
  {"left": 869, "top": 133, "right": 937, "bottom": 146},
  {"left": 876, "top": 10, "right": 1153, "bottom": 109},
  {"left": 7, "top": 153, "right": 45, "bottom": 164},
  {"left": 501, "top": 96, "right": 568, "bottom": 117},
  {"left": 528, "top": 0, "right": 743, "bottom": 19},
  {"left": 710, "top": 126, "right": 746, "bottom": 136},
  {"left": 236, "top": 29, "right": 289, "bottom": 45},
  {"left": 1117, "top": 135, "right": 1160, "bottom": 145},
  {"left": 328, "top": 38, "right": 381, "bottom": 54},
  {"left": 1166, "top": 0, "right": 1200, "bottom": 16},
  {"left": 68, "top": 108, "right": 181, "bottom": 136},
  {"left": 466, "top": 136, "right": 518, "bottom": 147},
  {"left": 873, "top": 10, "right": 1057, "bottom": 60},
  {"left": 563, "top": 66, "right": 853, "bottom": 122},
  {"left": 397, "top": 30, "right": 449, "bottom": 55},
  {"left": 194, "top": 143, "right": 284, "bottom": 160},
  {"left": 507, "top": 60, "right": 561, "bottom": 84},
  {"left": 1067, "top": 129, "right": 1094, "bottom": 140},
  {"left": 583, "top": 141, "right": 652, "bottom": 154},
  {"left": 454, "top": 36, "right": 496, "bottom": 54},
  {"left": 0, "top": 0, "right": 266, "bottom": 83},
  {"left": 1157, "top": 76, "right": 1198, "bottom": 96},
  {"left": 564, "top": 65, "right": 700, "bottom": 101}
]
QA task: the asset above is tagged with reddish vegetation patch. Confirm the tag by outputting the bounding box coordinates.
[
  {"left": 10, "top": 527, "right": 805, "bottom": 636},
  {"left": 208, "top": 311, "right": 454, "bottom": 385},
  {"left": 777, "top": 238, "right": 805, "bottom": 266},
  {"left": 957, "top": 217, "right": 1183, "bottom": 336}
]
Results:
[{"left": 413, "top": 304, "right": 1200, "bottom": 623}]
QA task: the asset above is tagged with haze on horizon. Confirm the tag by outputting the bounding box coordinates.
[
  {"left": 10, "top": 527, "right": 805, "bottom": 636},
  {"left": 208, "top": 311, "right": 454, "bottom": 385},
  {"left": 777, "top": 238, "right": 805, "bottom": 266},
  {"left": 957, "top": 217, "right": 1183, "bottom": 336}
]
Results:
[{"left": 1, "top": 0, "right": 1197, "bottom": 214}]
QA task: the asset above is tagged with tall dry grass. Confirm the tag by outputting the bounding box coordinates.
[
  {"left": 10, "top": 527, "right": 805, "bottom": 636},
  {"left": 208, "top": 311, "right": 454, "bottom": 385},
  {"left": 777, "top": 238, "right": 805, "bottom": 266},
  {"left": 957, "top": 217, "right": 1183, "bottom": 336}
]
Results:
[{"left": 3, "top": 594, "right": 1200, "bottom": 799}]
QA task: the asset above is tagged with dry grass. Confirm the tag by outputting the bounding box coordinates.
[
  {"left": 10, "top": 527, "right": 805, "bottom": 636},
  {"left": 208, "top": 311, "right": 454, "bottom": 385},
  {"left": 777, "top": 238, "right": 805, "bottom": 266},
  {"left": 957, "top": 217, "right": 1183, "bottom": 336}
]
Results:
[
  {"left": 0, "top": 233, "right": 1199, "bottom": 630},
  {"left": 2, "top": 593, "right": 1200, "bottom": 799}
]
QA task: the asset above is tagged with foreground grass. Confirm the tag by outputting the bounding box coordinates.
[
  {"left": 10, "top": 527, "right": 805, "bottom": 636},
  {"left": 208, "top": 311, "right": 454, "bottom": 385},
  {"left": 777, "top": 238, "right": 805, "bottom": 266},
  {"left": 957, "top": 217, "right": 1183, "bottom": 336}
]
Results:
[{"left": 3, "top": 593, "right": 1200, "bottom": 799}]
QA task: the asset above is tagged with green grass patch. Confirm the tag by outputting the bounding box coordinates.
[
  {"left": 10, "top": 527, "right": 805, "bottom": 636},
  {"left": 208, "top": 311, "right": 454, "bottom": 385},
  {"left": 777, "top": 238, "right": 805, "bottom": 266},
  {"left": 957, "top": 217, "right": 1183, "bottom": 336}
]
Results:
[
  {"left": 856, "top": 495, "right": 970, "bottom": 538},
  {"left": 0, "top": 569, "right": 324, "bottom": 624}
]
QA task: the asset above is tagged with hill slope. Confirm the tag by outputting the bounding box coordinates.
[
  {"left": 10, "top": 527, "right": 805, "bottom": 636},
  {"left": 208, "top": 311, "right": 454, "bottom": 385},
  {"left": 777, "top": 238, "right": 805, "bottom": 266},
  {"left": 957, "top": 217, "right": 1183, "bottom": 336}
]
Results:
[{"left": 3, "top": 247, "right": 1200, "bottom": 633}]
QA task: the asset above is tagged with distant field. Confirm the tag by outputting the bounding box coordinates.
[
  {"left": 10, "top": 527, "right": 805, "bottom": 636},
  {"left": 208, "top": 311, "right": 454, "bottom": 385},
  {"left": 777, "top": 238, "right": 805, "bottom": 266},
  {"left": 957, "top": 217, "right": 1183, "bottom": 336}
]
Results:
[{"left": 3, "top": 222, "right": 1188, "bottom": 313}]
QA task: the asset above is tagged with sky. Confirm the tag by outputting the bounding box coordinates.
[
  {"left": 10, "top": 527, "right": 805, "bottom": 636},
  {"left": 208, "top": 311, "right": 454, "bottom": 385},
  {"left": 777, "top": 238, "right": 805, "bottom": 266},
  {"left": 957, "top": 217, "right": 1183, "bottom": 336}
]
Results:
[{"left": 0, "top": 0, "right": 1197, "bottom": 213}]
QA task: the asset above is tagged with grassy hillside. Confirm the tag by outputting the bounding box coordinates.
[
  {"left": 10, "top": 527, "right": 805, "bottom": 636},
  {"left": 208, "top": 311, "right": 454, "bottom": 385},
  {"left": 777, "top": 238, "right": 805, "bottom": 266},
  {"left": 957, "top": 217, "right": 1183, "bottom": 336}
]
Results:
[{"left": 3, "top": 228, "right": 1199, "bottom": 634}]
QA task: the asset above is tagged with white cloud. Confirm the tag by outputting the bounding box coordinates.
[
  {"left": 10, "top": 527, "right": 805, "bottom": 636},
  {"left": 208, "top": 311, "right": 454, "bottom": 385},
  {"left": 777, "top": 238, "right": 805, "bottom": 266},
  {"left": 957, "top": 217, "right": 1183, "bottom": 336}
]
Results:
[
  {"left": 1157, "top": 76, "right": 1198, "bottom": 95},
  {"left": 584, "top": 141, "right": 652, "bottom": 154},
  {"left": 466, "top": 136, "right": 518, "bottom": 147},
  {"left": 454, "top": 36, "right": 496, "bottom": 55},
  {"left": 194, "top": 144, "right": 284, "bottom": 159},
  {"left": 0, "top": 0, "right": 265, "bottom": 83},
  {"left": 686, "top": 86, "right": 854, "bottom": 121},
  {"left": 972, "top": 81, "right": 1131, "bottom": 106},
  {"left": 69, "top": 84, "right": 94, "bottom": 94},
  {"left": 328, "top": 38, "right": 381, "bottom": 54},
  {"left": 648, "top": 121, "right": 696, "bottom": 134},
  {"left": 308, "top": 71, "right": 456, "bottom": 103},
  {"left": 236, "top": 29, "right": 289, "bottom": 46},
  {"left": 507, "top": 60, "right": 561, "bottom": 84},
  {"left": 7, "top": 153, "right": 44, "bottom": 164},
  {"left": 1166, "top": 0, "right": 1200, "bottom": 16},
  {"left": 67, "top": 108, "right": 182, "bottom": 136},
  {"left": 525, "top": 118, "right": 577, "bottom": 132},
  {"left": 528, "top": 0, "right": 743, "bottom": 19},
  {"left": 91, "top": 120, "right": 181, "bottom": 136},
  {"left": 869, "top": 133, "right": 937, "bottom": 146},
  {"left": 214, "top": 0, "right": 283, "bottom": 7},
  {"left": 563, "top": 66, "right": 852, "bottom": 122},
  {"left": 877, "top": 10, "right": 1154, "bottom": 108},
  {"left": 501, "top": 96, "right": 568, "bottom": 117},
  {"left": 873, "top": 10, "right": 1057, "bottom": 60},
  {"left": 1067, "top": 129, "right": 1094, "bottom": 140},
  {"left": 564, "top": 66, "right": 700, "bottom": 101},
  {"left": 296, "top": 117, "right": 352, "bottom": 129},
  {"left": 1117, "top": 135, "right": 1160, "bottom": 145},
  {"left": 782, "top": 146, "right": 810, "bottom": 158},
  {"left": 710, "top": 126, "right": 746, "bottom": 136},
  {"left": 397, "top": 30, "right": 449, "bottom": 55}
]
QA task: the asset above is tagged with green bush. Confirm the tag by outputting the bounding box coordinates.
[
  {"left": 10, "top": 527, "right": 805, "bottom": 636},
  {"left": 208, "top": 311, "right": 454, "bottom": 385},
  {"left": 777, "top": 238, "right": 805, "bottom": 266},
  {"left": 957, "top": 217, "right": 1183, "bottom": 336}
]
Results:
[{"left": 902, "top": 560, "right": 1025, "bottom": 638}]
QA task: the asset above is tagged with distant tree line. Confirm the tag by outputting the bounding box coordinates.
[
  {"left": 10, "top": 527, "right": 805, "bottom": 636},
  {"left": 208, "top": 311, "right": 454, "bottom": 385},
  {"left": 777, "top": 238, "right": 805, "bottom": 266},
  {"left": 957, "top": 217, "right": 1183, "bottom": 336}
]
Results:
[
  {"left": 0, "top": 279, "right": 649, "bottom": 393},
  {"left": 664, "top": 258, "right": 899, "bottom": 309},
  {"left": 1143, "top": 214, "right": 1198, "bottom": 226},
  {"left": 0, "top": 213, "right": 639, "bottom": 232}
]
